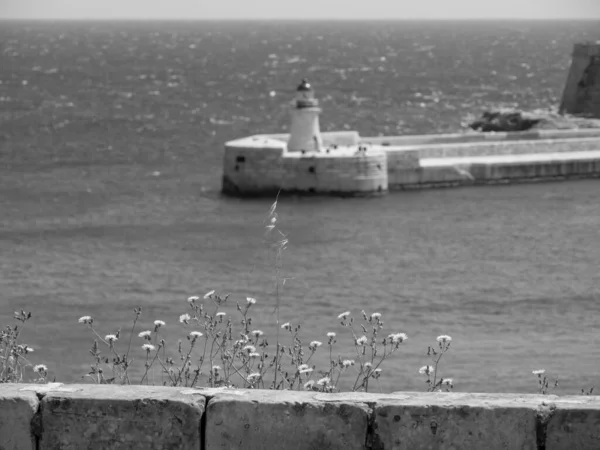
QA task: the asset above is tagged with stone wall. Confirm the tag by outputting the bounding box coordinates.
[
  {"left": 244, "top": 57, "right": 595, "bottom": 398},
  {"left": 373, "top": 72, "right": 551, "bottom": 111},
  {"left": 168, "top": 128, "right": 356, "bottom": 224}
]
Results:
[
  {"left": 560, "top": 43, "right": 600, "bottom": 118},
  {"left": 222, "top": 137, "right": 387, "bottom": 196},
  {"left": 1, "top": 384, "right": 600, "bottom": 449}
]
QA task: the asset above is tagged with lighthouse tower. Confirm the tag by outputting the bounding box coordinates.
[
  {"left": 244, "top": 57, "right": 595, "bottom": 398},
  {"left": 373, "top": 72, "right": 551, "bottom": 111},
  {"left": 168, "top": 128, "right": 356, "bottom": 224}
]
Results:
[{"left": 287, "top": 79, "right": 323, "bottom": 153}]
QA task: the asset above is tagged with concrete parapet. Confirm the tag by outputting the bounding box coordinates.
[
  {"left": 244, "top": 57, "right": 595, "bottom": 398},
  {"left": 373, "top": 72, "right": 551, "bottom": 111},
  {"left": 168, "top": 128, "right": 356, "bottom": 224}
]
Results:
[
  {"left": 39, "top": 384, "right": 205, "bottom": 450},
  {"left": 205, "top": 390, "right": 370, "bottom": 450},
  {"left": 0, "top": 385, "right": 38, "bottom": 450},
  {"left": 2, "top": 385, "right": 600, "bottom": 449}
]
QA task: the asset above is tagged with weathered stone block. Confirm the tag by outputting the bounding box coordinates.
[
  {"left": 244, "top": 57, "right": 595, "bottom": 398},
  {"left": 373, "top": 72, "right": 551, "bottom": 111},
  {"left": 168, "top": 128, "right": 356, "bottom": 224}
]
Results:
[
  {"left": 545, "top": 396, "right": 600, "bottom": 450},
  {"left": 0, "top": 385, "right": 38, "bottom": 450},
  {"left": 204, "top": 390, "right": 370, "bottom": 450},
  {"left": 372, "top": 392, "right": 540, "bottom": 449},
  {"left": 39, "top": 384, "right": 205, "bottom": 450}
]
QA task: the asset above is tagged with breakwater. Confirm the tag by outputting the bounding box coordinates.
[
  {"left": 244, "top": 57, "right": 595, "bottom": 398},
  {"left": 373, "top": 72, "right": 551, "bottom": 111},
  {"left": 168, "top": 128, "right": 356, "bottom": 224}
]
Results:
[
  {"left": 2, "top": 383, "right": 599, "bottom": 449},
  {"left": 222, "top": 128, "right": 600, "bottom": 197}
]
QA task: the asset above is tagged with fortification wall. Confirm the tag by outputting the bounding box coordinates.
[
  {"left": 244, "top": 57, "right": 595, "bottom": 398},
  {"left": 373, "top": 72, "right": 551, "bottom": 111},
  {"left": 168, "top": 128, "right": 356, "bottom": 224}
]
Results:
[
  {"left": 560, "top": 43, "right": 600, "bottom": 118},
  {"left": 222, "top": 136, "right": 387, "bottom": 196},
  {"left": 2, "top": 383, "right": 600, "bottom": 449}
]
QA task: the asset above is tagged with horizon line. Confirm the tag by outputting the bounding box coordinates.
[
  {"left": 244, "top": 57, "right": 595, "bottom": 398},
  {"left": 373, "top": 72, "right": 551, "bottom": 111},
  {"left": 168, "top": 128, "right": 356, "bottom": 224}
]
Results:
[{"left": 1, "top": 17, "right": 599, "bottom": 22}]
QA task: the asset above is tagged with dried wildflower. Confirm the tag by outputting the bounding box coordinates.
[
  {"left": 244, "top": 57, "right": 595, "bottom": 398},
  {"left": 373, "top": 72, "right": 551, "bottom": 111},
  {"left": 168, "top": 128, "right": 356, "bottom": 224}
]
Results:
[
  {"left": 442, "top": 378, "right": 454, "bottom": 386},
  {"left": 532, "top": 369, "right": 546, "bottom": 376},
  {"left": 374, "top": 368, "right": 382, "bottom": 375},
  {"left": 142, "top": 344, "right": 155, "bottom": 352},
  {"left": 316, "top": 377, "right": 330, "bottom": 386},
  {"left": 251, "top": 330, "right": 264, "bottom": 337},
  {"left": 308, "top": 341, "right": 322, "bottom": 350},
  {"left": 342, "top": 359, "right": 355, "bottom": 368},
  {"left": 297, "top": 364, "right": 310, "bottom": 371},
  {"left": 138, "top": 330, "right": 152, "bottom": 339},
  {"left": 204, "top": 290, "right": 215, "bottom": 299},
  {"left": 304, "top": 380, "right": 315, "bottom": 390},
  {"left": 78, "top": 316, "right": 92, "bottom": 324},
  {"left": 190, "top": 331, "right": 203, "bottom": 338},
  {"left": 388, "top": 333, "right": 408, "bottom": 344},
  {"left": 356, "top": 336, "right": 368, "bottom": 346},
  {"left": 247, "top": 372, "right": 261, "bottom": 381},
  {"left": 179, "top": 314, "right": 191, "bottom": 324},
  {"left": 327, "top": 332, "right": 336, "bottom": 338},
  {"left": 337, "top": 311, "right": 350, "bottom": 320},
  {"left": 281, "top": 322, "right": 291, "bottom": 330},
  {"left": 436, "top": 335, "right": 452, "bottom": 347},
  {"left": 187, "top": 296, "right": 199, "bottom": 303},
  {"left": 33, "top": 364, "right": 47, "bottom": 374},
  {"left": 246, "top": 297, "right": 256, "bottom": 305},
  {"left": 371, "top": 312, "right": 382, "bottom": 320},
  {"left": 243, "top": 345, "right": 256, "bottom": 353},
  {"left": 249, "top": 352, "right": 261, "bottom": 358},
  {"left": 364, "top": 362, "right": 373, "bottom": 369},
  {"left": 25, "top": 347, "right": 34, "bottom": 353},
  {"left": 105, "top": 334, "right": 118, "bottom": 344},
  {"left": 212, "top": 365, "right": 221, "bottom": 372},
  {"left": 154, "top": 320, "right": 165, "bottom": 328},
  {"left": 216, "top": 312, "right": 226, "bottom": 318},
  {"left": 419, "top": 365, "right": 434, "bottom": 375}
]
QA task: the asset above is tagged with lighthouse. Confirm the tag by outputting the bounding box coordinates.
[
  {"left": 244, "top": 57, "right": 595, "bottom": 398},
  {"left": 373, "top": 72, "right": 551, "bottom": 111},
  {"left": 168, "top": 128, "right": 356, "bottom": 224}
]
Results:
[{"left": 287, "top": 79, "right": 323, "bottom": 153}]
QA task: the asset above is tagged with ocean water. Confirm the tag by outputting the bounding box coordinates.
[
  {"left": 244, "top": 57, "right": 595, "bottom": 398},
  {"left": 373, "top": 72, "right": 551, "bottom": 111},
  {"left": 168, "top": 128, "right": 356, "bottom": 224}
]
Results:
[{"left": 1, "top": 20, "right": 600, "bottom": 393}]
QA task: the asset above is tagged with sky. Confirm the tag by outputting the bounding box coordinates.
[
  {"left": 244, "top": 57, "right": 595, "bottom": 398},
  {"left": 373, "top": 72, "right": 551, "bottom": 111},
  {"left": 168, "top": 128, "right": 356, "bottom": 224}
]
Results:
[{"left": 1, "top": 0, "right": 599, "bottom": 20}]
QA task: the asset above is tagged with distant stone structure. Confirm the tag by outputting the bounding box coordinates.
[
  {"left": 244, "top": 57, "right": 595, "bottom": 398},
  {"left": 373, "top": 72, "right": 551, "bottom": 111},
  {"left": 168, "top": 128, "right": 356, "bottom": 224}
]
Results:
[{"left": 560, "top": 42, "right": 600, "bottom": 118}]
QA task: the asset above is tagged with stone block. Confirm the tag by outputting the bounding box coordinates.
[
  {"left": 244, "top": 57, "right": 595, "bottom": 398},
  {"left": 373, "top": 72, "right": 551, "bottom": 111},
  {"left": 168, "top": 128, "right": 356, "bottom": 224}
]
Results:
[
  {"left": 205, "top": 390, "right": 370, "bottom": 450},
  {"left": 0, "top": 384, "right": 38, "bottom": 450},
  {"left": 545, "top": 396, "right": 600, "bottom": 450},
  {"left": 372, "top": 392, "right": 540, "bottom": 449},
  {"left": 39, "top": 384, "right": 205, "bottom": 450}
]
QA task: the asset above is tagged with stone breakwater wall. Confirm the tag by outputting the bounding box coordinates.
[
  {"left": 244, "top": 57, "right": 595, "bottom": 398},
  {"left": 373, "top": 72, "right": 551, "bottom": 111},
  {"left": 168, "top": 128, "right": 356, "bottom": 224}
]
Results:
[
  {"left": 222, "top": 129, "right": 600, "bottom": 196},
  {"left": 2, "top": 384, "right": 600, "bottom": 449}
]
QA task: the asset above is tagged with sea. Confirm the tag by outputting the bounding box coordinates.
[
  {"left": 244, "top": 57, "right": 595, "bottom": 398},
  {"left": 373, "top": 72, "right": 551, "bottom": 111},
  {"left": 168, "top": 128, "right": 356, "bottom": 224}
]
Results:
[{"left": 1, "top": 19, "right": 600, "bottom": 393}]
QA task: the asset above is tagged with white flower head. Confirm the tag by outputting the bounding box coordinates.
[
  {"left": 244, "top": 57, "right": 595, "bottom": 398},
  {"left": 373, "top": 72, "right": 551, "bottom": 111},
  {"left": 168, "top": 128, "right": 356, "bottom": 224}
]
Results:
[
  {"left": 246, "top": 297, "right": 257, "bottom": 305},
  {"left": 26, "top": 347, "right": 34, "bottom": 353},
  {"left": 388, "top": 333, "right": 408, "bottom": 344},
  {"left": 216, "top": 312, "right": 226, "bottom": 317},
  {"left": 247, "top": 372, "right": 261, "bottom": 382},
  {"left": 374, "top": 368, "right": 382, "bottom": 374},
  {"left": 316, "top": 377, "right": 330, "bottom": 386},
  {"left": 532, "top": 369, "right": 546, "bottom": 376},
  {"left": 138, "top": 330, "right": 152, "bottom": 339},
  {"left": 251, "top": 330, "right": 264, "bottom": 337},
  {"left": 33, "top": 364, "right": 47, "bottom": 374},
  {"left": 243, "top": 345, "right": 256, "bottom": 353},
  {"left": 249, "top": 352, "right": 261, "bottom": 358},
  {"left": 327, "top": 332, "right": 336, "bottom": 338},
  {"left": 337, "top": 311, "right": 351, "bottom": 320},
  {"left": 142, "top": 344, "right": 156, "bottom": 352},
  {"left": 105, "top": 334, "right": 118, "bottom": 343},
  {"left": 308, "top": 341, "right": 322, "bottom": 350},
  {"left": 437, "top": 335, "right": 452, "bottom": 346},
  {"left": 204, "top": 290, "right": 215, "bottom": 299},
  {"left": 364, "top": 362, "right": 373, "bottom": 369},
  {"left": 154, "top": 320, "right": 165, "bottom": 327},
  {"left": 304, "top": 380, "right": 315, "bottom": 390},
  {"left": 281, "top": 322, "right": 291, "bottom": 330},
  {"left": 179, "top": 313, "right": 191, "bottom": 324},
  {"left": 356, "top": 335, "right": 368, "bottom": 346},
  {"left": 442, "top": 378, "right": 454, "bottom": 386},
  {"left": 371, "top": 312, "right": 382, "bottom": 320},
  {"left": 419, "top": 365, "right": 434, "bottom": 376},
  {"left": 190, "top": 331, "right": 203, "bottom": 338},
  {"left": 187, "top": 296, "right": 199, "bottom": 303},
  {"left": 212, "top": 365, "right": 221, "bottom": 372},
  {"left": 342, "top": 359, "right": 355, "bottom": 368},
  {"left": 78, "top": 316, "right": 92, "bottom": 324}
]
